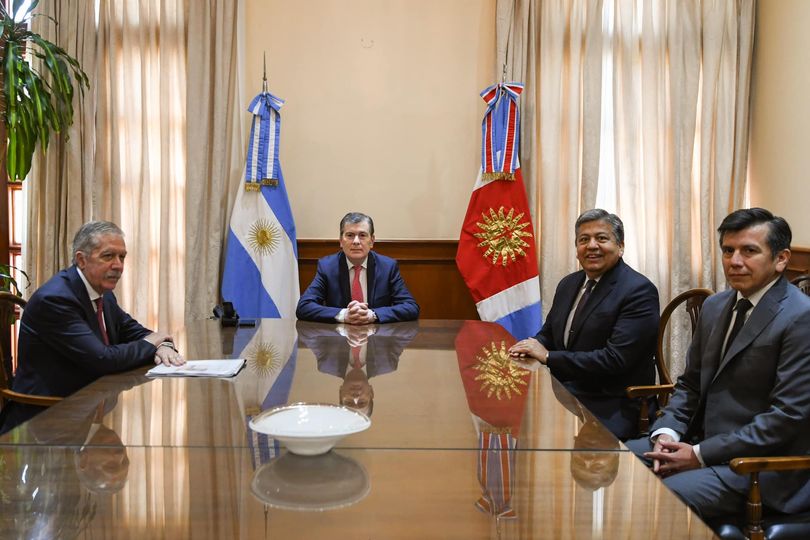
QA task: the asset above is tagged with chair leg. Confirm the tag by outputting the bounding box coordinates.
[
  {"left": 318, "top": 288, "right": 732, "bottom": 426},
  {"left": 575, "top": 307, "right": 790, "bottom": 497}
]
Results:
[{"left": 745, "top": 472, "right": 764, "bottom": 540}]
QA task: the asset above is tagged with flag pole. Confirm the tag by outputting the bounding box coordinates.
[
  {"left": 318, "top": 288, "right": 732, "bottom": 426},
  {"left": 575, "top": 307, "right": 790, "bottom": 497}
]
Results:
[{"left": 262, "top": 51, "right": 268, "bottom": 93}]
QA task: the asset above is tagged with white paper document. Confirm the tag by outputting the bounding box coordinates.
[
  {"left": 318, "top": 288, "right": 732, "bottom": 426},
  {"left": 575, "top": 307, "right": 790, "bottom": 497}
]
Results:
[{"left": 146, "top": 358, "right": 246, "bottom": 378}]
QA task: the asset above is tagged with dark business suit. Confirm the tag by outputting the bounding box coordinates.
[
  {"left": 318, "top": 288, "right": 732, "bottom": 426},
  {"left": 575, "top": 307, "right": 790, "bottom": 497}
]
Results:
[
  {"left": 536, "top": 258, "right": 659, "bottom": 440},
  {"left": 2, "top": 266, "right": 155, "bottom": 433},
  {"left": 630, "top": 277, "right": 810, "bottom": 515},
  {"left": 297, "top": 320, "right": 417, "bottom": 378},
  {"left": 296, "top": 251, "right": 419, "bottom": 323}
]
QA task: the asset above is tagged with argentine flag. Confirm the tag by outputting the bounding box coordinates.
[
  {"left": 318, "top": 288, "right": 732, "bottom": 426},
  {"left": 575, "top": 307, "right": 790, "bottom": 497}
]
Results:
[
  {"left": 231, "top": 319, "right": 298, "bottom": 468},
  {"left": 222, "top": 91, "right": 299, "bottom": 318}
]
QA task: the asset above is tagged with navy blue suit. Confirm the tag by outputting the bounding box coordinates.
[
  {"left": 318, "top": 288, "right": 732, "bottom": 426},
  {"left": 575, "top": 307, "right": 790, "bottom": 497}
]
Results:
[
  {"left": 2, "top": 266, "right": 156, "bottom": 433},
  {"left": 296, "top": 251, "right": 419, "bottom": 323},
  {"left": 297, "top": 320, "right": 418, "bottom": 378},
  {"left": 536, "top": 258, "right": 659, "bottom": 440}
]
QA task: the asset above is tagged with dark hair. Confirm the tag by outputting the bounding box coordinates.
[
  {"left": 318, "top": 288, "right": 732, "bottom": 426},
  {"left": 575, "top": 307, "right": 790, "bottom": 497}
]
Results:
[
  {"left": 72, "top": 221, "right": 124, "bottom": 263},
  {"left": 339, "top": 212, "right": 374, "bottom": 236},
  {"left": 717, "top": 208, "right": 791, "bottom": 257},
  {"left": 574, "top": 209, "right": 624, "bottom": 245}
]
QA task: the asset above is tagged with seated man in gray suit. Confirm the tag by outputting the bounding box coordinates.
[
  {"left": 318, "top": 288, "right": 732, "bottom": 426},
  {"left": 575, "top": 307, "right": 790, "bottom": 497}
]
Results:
[{"left": 626, "top": 208, "right": 810, "bottom": 520}]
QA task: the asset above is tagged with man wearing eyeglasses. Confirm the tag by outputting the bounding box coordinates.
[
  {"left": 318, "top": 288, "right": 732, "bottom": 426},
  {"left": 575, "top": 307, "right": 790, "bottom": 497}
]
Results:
[{"left": 296, "top": 212, "right": 419, "bottom": 324}]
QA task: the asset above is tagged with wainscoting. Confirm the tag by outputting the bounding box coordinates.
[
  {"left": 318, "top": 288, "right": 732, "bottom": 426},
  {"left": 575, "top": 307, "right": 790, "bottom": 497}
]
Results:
[
  {"left": 788, "top": 246, "right": 810, "bottom": 280},
  {"left": 297, "top": 240, "right": 480, "bottom": 320},
  {"left": 297, "top": 242, "right": 810, "bottom": 320}
]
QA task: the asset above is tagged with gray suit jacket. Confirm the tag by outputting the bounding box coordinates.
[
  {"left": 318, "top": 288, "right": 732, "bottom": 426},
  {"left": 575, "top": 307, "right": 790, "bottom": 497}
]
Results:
[{"left": 653, "top": 276, "right": 810, "bottom": 513}]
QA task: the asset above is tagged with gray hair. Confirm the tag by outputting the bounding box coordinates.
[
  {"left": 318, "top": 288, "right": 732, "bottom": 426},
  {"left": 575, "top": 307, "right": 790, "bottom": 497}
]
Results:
[
  {"left": 339, "top": 212, "right": 375, "bottom": 236},
  {"left": 574, "top": 209, "right": 624, "bottom": 245},
  {"left": 72, "top": 221, "right": 125, "bottom": 263}
]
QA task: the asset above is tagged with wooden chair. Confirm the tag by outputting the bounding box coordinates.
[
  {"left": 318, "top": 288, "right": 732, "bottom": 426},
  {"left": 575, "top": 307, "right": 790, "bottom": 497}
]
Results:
[
  {"left": 0, "top": 292, "right": 62, "bottom": 409},
  {"left": 790, "top": 274, "right": 810, "bottom": 296},
  {"left": 626, "top": 287, "right": 714, "bottom": 435},
  {"left": 711, "top": 457, "right": 810, "bottom": 540}
]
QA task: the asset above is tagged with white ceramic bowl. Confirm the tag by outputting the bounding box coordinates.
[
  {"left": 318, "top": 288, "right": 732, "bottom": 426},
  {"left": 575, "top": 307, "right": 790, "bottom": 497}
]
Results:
[{"left": 249, "top": 403, "right": 371, "bottom": 456}]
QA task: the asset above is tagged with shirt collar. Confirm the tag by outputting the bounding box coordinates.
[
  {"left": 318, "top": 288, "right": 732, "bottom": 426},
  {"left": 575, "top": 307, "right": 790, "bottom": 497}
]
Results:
[
  {"left": 345, "top": 257, "right": 368, "bottom": 271},
  {"left": 736, "top": 276, "right": 780, "bottom": 308},
  {"left": 76, "top": 267, "right": 102, "bottom": 302}
]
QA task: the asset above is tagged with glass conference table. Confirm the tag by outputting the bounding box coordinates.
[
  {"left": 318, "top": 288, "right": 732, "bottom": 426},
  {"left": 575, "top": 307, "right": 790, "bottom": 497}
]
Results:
[{"left": 0, "top": 319, "right": 716, "bottom": 539}]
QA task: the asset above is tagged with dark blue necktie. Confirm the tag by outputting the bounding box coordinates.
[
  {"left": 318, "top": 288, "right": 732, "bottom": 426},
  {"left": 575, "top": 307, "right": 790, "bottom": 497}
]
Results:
[{"left": 724, "top": 298, "right": 753, "bottom": 356}]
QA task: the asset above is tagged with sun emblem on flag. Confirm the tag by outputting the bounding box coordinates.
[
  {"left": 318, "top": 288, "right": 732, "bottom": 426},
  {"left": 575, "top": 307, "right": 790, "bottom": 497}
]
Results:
[
  {"left": 473, "top": 340, "right": 529, "bottom": 400},
  {"left": 247, "top": 341, "right": 281, "bottom": 377},
  {"left": 247, "top": 219, "right": 280, "bottom": 257},
  {"left": 474, "top": 206, "right": 533, "bottom": 266}
]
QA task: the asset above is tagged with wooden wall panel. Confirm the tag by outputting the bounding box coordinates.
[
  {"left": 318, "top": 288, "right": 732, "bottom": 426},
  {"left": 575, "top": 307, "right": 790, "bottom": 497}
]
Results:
[
  {"left": 788, "top": 246, "right": 810, "bottom": 280},
  {"left": 297, "top": 242, "right": 810, "bottom": 320},
  {"left": 297, "top": 240, "right": 480, "bottom": 320}
]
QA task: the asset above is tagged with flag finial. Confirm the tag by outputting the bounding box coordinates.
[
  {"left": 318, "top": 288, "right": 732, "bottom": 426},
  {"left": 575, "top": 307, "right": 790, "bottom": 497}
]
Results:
[{"left": 262, "top": 52, "right": 268, "bottom": 93}]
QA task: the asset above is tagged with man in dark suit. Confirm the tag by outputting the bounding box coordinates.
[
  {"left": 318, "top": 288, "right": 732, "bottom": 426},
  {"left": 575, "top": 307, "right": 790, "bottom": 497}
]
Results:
[
  {"left": 626, "top": 208, "right": 810, "bottom": 520},
  {"left": 1, "top": 221, "right": 184, "bottom": 433},
  {"left": 296, "top": 212, "right": 419, "bottom": 324},
  {"left": 297, "top": 320, "right": 418, "bottom": 415},
  {"left": 509, "top": 209, "right": 659, "bottom": 440}
]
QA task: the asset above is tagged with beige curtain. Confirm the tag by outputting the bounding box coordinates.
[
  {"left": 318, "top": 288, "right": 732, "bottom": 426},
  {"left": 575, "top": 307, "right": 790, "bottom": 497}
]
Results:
[
  {"left": 27, "top": 0, "right": 242, "bottom": 331},
  {"left": 93, "top": 0, "right": 188, "bottom": 333},
  {"left": 498, "top": 0, "right": 754, "bottom": 374},
  {"left": 185, "top": 1, "right": 244, "bottom": 321},
  {"left": 25, "top": 1, "right": 97, "bottom": 290}
]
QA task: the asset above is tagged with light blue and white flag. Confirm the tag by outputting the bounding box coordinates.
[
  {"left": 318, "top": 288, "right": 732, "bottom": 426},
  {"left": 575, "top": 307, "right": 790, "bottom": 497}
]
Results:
[
  {"left": 231, "top": 320, "right": 298, "bottom": 468},
  {"left": 222, "top": 91, "right": 299, "bottom": 318}
]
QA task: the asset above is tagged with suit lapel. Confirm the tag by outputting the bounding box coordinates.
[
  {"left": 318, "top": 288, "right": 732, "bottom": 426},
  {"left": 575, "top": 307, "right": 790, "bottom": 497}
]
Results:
[
  {"left": 713, "top": 279, "right": 786, "bottom": 381},
  {"left": 700, "top": 292, "right": 735, "bottom": 395},
  {"left": 367, "top": 252, "right": 377, "bottom": 304},
  {"left": 67, "top": 266, "right": 107, "bottom": 344},
  {"left": 568, "top": 262, "right": 622, "bottom": 347},
  {"left": 338, "top": 253, "right": 351, "bottom": 305},
  {"left": 551, "top": 272, "right": 583, "bottom": 349},
  {"left": 102, "top": 293, "right": 118, "bottom": 345}
]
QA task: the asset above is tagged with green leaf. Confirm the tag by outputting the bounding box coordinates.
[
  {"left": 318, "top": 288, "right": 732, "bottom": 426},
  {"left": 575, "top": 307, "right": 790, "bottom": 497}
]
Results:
[{"left": 1, "top": 7, "right": 89, "bottom": 181}]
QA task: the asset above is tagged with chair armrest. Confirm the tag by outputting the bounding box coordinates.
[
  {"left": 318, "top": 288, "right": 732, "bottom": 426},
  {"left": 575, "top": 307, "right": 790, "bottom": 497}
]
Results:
[
  {"left": 1, "top": 389, "right": 62, "bottom": 407},
  {"left": 728, "top": 456, "right": 810, "bottom": 540},
  {"left": 730, "top": 456, "right": 810, "bottom": 475},
  {"left": 626, "top": 384, "right": 674, "bottom": 399}
]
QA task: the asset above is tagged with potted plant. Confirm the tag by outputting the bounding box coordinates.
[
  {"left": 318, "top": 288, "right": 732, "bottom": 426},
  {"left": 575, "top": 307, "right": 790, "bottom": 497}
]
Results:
[
  {"left": 0, "top": 0, "right": 87, "bottom": 380},
  {"left": 1, "top": 0, "right": 89, "bottom": 182}
]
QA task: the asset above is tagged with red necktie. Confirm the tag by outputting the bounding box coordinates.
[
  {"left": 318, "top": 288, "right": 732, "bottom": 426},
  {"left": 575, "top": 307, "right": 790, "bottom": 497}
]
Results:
[
  {"left": 351, "top": 265, "right": 364, "bottom": 303},
  {"left": 95, "top": 297, "right": 110, "bottom": 345},
  {"left": 351, "top": 346, "right": 362, "bottom": 368}
]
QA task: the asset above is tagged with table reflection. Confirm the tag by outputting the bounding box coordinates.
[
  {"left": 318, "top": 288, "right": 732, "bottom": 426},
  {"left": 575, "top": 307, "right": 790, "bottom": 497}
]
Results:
[
  {"left": 0, "top": 319, "right": 718, "bottom": 538},
  {"left": 455, "top": 321, "right": 529, "bottom": 519},
  {"left": 0, "top": 389, "right": 132, "bottom": 539},
  {"left": 0, "top": 320, "right": 633, "bottom": 452},
  {"left": 251, "top": 451, "right": 370, "bottom": 511},
  {"left": 298, "top": 320, "right": 417, "bottom": 416}
]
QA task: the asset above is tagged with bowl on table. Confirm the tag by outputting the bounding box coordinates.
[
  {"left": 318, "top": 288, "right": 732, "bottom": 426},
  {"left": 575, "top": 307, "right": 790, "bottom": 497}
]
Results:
[{"left": 248, "top": 403, "right": 371, "bottom": 456}]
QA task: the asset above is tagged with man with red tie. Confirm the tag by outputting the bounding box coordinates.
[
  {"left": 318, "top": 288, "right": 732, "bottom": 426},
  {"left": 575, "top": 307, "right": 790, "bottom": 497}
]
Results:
[
  {"left": 296, "top": 212, "right": 419, "bottom": 324},
  {"left": 1, "top": 221, "right": 184, "bottom": 433}
]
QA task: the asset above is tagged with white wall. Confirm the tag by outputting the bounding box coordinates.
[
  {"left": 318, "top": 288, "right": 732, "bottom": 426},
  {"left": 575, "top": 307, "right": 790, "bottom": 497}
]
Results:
[
  {"left": 749, "top": 0, "right": 810, "bottom": 246},
  {"left": 242, "top": 0, "right": 496, "bottom": 239}
]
